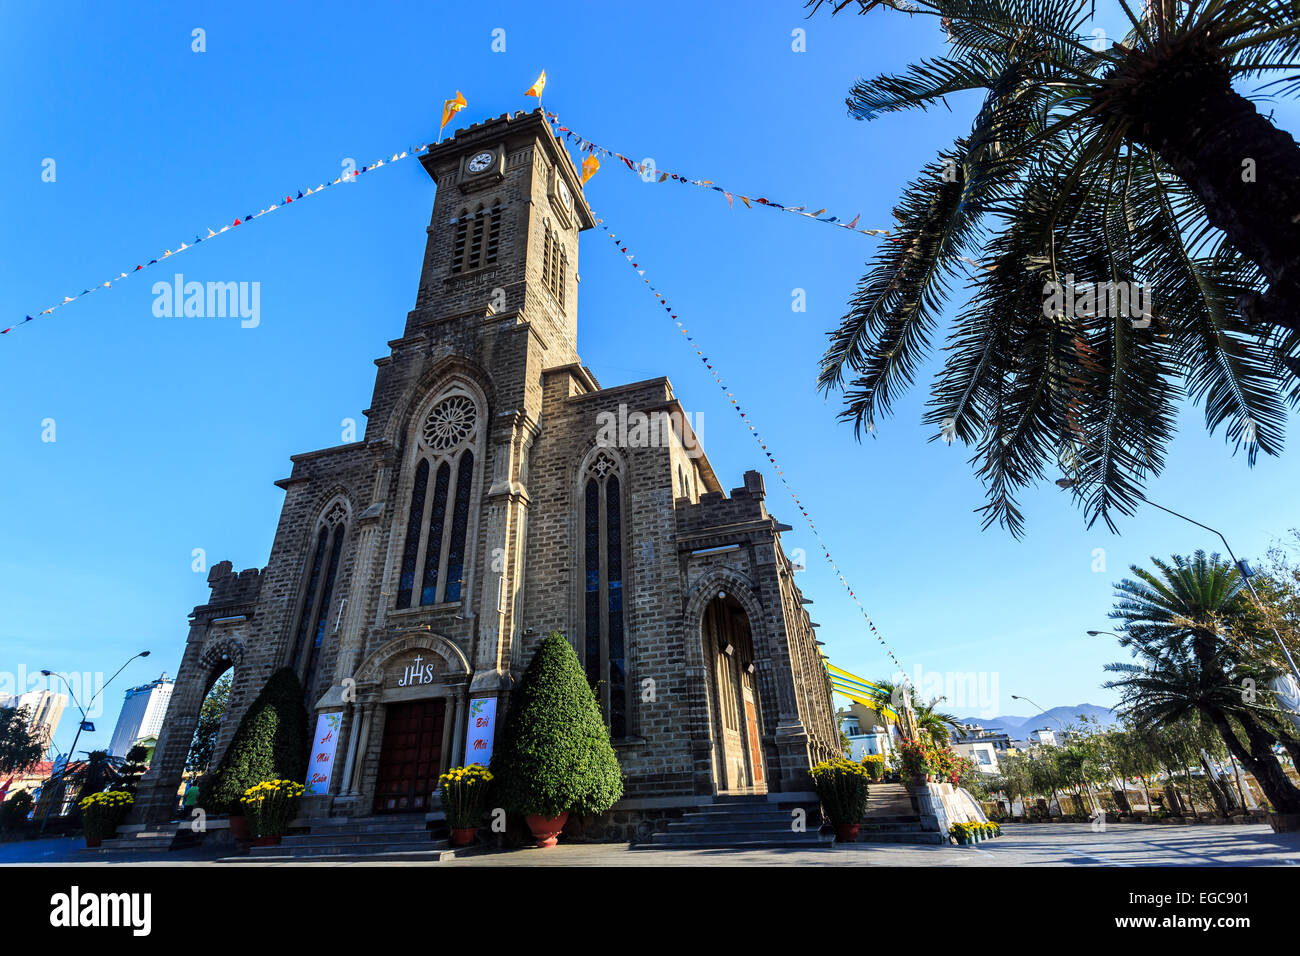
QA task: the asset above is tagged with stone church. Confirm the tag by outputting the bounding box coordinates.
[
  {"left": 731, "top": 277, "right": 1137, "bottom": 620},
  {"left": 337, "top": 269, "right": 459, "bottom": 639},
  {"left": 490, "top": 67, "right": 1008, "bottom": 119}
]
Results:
[{"left": 134, "top": 109, "right": 838, "bottom": 828}]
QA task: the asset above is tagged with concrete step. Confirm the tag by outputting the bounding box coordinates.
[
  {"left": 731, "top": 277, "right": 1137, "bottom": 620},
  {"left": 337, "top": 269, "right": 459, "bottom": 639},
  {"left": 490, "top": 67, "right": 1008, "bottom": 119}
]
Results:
[
  {"left": 680, "top": 809, "right": 805, "bottom": 823},
  {"left": 87, "top": 827, "right": 181, "bottom": 853},
  {"left": 639, "top": 834, "right": 826, "bottom": 849},
  {"left": 244, "top": 841, "right": 460, "bottom": 862},
  {"left": 304, "top": 820, "right": 437, "bottom": 834},
  {"left": 664, "top": 819, "right": 807, "bottom": 834},
  {"left": 276, "top": 829, "right": 435, "bottom": 847},
  {"left": 860, "top": 822, "right": 931, "bottom": 833},
  {"left": 88, "top": 836, "right": 175, "bottom": 853},
  {"left": 248, "top": 837, "right": 451, "bottom": 858}
]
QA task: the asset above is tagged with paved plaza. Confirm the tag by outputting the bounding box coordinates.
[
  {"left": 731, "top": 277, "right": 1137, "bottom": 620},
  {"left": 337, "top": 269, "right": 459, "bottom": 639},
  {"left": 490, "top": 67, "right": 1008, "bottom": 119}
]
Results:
[{"left": 4, "top": 823, "right": 1299, "bottom": 867}]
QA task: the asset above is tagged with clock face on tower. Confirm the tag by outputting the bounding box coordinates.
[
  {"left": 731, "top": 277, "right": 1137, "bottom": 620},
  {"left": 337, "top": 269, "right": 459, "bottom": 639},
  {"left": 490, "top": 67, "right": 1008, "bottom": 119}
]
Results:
[
  {"left": 557, "top": 179, "right": 573, "bottom": 210},
  {"left": 467, "top": 151, "right": 494, "bottom": 174}
]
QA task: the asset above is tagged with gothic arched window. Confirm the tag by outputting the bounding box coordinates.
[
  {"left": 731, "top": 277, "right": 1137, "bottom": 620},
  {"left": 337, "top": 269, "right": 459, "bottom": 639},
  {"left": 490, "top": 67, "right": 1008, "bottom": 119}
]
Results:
[
  {"left": 397, "top": 390, "right": 480, "bottom": 608},
  {"left": 578, "top": 449, "right": 628, "bottom": 737},
  {"left": 292, "top": 502, "right": 348, "bottom": 701}
]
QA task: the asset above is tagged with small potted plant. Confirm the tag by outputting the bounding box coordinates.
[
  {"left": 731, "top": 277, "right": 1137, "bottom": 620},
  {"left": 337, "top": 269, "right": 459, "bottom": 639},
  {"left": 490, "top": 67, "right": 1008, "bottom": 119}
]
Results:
[
  {"left": 860, "top": 754, "right": 886, "bottom": 782},
  {"left": 437, "top": 764, "right": 494, "bottom": 846},
  {"left": 240, "top": 779, "right": 305, "bottom": 846},
  {"left": 79, "top": 791, "right": 133, "bottom": 847},
  {"left": 897, "top": 738, "right": 932, "bottom": 789},
  {"left": 809, "top": 758, "right": 871, "bottom": 843}
]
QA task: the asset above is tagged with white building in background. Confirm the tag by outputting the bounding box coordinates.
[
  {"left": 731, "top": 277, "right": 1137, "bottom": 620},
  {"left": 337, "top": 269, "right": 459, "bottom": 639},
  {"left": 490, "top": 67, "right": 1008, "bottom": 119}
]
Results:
[
  {"left": 838, "top": 703, "right": 895, "bottom": 761},
  {"left": 949, "top": 723, "right": 1009, "bottom": 774},
  {"left": 0, "top": 689, "right": 68, "bottom": 751},
  {"left": 954, "top": 739, "right": 1001, "bottom": 774},
  {"left": 108, "top": 674, "right": 174, "bottom": 757},
  {"left": 1027, "top": 728, "right": 1058, "bottom": 747}
]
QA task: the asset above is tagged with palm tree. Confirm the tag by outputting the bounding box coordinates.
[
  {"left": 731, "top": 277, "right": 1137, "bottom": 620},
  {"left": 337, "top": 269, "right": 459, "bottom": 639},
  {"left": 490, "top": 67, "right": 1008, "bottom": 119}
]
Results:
[
  {"left": 864, "top": 677, "right": 960, "bottom": 746},
  {"left": 812, "top": 0, "right": 1300, "bottom": 533},
  {"left": 1103, "top": 551, "right": 1300, "bottom": 814},
  {"left": 916, "top": 703, "right": 961, "bottom": 749}
]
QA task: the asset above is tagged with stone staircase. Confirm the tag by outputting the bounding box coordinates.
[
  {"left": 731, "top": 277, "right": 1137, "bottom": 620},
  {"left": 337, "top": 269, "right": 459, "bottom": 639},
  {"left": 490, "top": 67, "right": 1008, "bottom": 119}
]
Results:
[
  {"left": 845, "top": 783, "right": 945, "bottom": 845},
  {"left": 89, "top": 824, "right": 183, "bottom": 854},
  {"left": 241, "top": 814, "right": 459, "bottom": 862},
  {"left": 637, "top": 794, "right": 828, "bottom": 850}
]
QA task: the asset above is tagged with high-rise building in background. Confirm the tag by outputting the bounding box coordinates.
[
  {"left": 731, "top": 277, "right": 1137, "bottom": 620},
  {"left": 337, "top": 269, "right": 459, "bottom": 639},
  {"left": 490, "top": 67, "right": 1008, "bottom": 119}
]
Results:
[
  {"left": 108, "top": 674, "right": 174, "bottom": 757},
  {"left": 0, "top": 689, "right": 68, "bottom": 752}
]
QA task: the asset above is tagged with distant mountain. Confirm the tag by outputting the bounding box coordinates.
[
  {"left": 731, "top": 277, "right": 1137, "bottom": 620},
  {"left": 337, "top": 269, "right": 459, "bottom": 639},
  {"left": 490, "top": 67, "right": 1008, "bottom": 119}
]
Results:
[{"left": 956, "top": 704, "right": 1119, "bottom": 736}]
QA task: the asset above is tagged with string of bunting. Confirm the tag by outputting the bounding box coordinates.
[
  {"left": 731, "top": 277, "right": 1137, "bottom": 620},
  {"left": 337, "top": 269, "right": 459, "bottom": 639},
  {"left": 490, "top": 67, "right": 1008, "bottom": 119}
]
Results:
[
  {"left": 594, "top": 210, "right": 905, "bottom": 672},
  {"left": 3, "top": 140, "right": 439, "bottom": 338},
  {"left": 546, "top": 112, "right": 893, "bottom": 238}
]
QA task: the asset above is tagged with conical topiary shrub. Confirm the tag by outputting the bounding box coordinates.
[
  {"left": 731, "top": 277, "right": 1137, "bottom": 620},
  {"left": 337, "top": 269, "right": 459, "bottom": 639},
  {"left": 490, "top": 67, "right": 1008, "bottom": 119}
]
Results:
[
  {"left": 200, "top": 667, "right": 309, "bottom": 814},
  {"left": 492, "top": 632, "right": 624, "bottom": 821}
]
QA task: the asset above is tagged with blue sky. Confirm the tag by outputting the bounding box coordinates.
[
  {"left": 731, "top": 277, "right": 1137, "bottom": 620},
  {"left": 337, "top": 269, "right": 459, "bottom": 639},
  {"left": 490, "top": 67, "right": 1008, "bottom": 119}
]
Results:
[{"left": 2, "top": 1, "right": 1297, "bottom": 757}]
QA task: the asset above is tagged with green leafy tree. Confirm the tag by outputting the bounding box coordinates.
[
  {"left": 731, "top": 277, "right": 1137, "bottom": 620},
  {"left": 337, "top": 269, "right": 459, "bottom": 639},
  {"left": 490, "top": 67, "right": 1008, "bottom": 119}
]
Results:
[
  {"left": 491, "top": 633, "right": 624, "bottom": 819},
  {"left": 0, "top": 706, "right": 46, "bottom": 775},
  {"left": 812, "top": 0, "right": 1300, "bottom": 534},
  {"left": 187, "top": 673, "right": 231, "bottom": 776},
  {"left": 1109, "top": 725, "right": 1162, "bottom": 811},
  {"left": 109, "top": 745, "right": 150, "bottom": 797},
  {"left": 916, "top": 704, "right": 961, "bottom": 750},
  {"left": 0, "top": 790, "right": 33, "bottom": 832},
  {"left": 200, "top": 668, "right": 308, "bottom": 815}
]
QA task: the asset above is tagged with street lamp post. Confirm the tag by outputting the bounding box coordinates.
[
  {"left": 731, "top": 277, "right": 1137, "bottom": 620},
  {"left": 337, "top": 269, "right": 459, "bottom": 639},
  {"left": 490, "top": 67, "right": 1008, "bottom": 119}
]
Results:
[
  {"left": 1010, "top": 694, "right": 1067, "bottom": 736},
  {"left": 1139, "top": 499, "right": 1300, "bottom": 687},
  {"left": 1056, "top": 477, "right": 1300, "bottom": 686},
  {"left": 37, "top": 651, "right": 150, "bottom": 833}
]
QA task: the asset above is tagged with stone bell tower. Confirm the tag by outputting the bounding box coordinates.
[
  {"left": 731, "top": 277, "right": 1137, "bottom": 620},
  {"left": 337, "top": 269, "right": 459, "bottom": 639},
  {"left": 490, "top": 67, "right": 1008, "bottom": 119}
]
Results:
[
  {"left": 406, "top": 108, "right": 596, "bottom": 362},
  {"left": 349, "top": 109, "right": 599, "bottom": 712}
]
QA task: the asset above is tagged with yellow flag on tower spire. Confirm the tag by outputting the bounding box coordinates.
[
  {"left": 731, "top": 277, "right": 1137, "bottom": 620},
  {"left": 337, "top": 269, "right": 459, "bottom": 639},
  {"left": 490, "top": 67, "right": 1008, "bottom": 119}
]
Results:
[
  {"left": 440, "top": 90, "right": 467, "bottom": 132},
  {"left": 524, "top": 70, "right": 547, "bottom": 98},
  {"left": 580, "top": 153, "right": 599, "bottom": 185}
]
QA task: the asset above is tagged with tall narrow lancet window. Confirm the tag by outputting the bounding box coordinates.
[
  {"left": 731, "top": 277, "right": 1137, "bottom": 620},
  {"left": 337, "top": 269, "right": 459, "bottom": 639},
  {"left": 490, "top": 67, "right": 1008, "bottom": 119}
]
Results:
[
  {"left": 484, "top": 204, "right": 502, "bottom": 265},
  {"left": 578, "top": 449, "right": 629, "bottom": 738},
  {"left": 449, "top": 208, "right": 469, "bottom": 275},
  {"left": 468, "top": 203, "right": 487, "bottom": 268},
  {"left": 450, "top": 203, "right": 501, "bottom": 274},
  {"left": 396, "top": 389, "right": 481, "bottom": 608},
  {"left": 292, "top": 502, "right": 348, "bottom": 701}
]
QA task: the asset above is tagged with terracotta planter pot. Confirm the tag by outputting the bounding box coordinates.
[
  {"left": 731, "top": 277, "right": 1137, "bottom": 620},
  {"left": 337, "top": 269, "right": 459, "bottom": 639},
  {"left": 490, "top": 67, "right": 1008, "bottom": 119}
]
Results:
[
  {"left": 834, "top": 823, "right": 860, "bottom": 843},
  {"left": 250, "top": 834, "right": 282, "bottom": 847},
  {"left": 525, "top": 812, "right": 570, "bottom": 848},
  {"left": 450, "top": 827, "right": 477, "bottom": 846},
  {"left": 228, "top": 814, "right": 251, "bottom": 841},
  {"left": 85, "top": 835, "right": 103, "bottom": 848}
]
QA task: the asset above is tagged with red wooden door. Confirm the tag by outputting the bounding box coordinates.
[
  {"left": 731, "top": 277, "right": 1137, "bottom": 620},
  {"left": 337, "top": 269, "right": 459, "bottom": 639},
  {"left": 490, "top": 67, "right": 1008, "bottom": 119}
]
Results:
[{"left": 372, "top": 699, "right": 445, "bottom": 814}]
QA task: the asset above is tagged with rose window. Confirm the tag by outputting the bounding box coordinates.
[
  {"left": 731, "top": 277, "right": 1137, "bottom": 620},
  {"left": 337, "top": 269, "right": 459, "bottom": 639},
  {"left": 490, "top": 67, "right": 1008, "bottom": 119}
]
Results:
[{"left": 422, "top": 395, "right": 476, "bottom": 451}]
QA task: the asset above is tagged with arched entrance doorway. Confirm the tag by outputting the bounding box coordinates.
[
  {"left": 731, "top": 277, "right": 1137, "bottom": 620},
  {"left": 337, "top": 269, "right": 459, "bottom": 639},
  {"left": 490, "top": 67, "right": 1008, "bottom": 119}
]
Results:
[
  {"left": 702, "top": 593, "right": 766, "bottom": 794},
  {"left": 184, "top": 668, "right": 232, "bottom": 805},
  {"left": 349, "top": 633, "right": 470, "bottom": 815}
]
